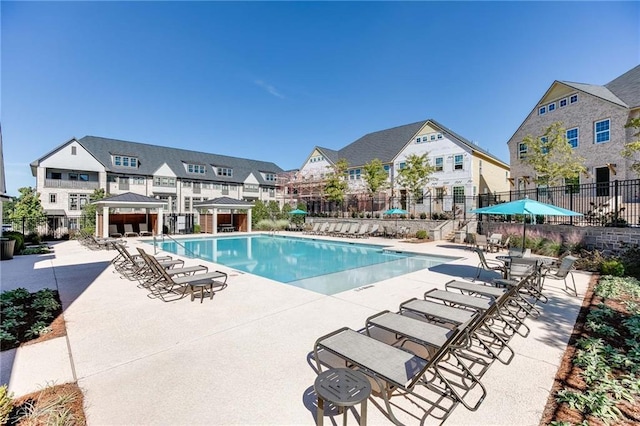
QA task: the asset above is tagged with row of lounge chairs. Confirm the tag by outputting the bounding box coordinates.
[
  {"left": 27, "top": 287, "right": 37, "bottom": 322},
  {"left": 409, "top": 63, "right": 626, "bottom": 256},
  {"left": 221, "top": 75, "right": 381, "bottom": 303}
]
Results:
[
  {"left": 303, "top": 222, "right": 380, "bottom": 238},
  {"left": 313, "top": 268, "right": 545, "bottom": 424},
  {"left": 77, "top": 230, "right": 126, "bottom": 251},
  {"left": 109, "top": 243, "right": 228, "bottom": 303},
  {"left": 109, "top": 223, "right": 153, "bottom": 238}
]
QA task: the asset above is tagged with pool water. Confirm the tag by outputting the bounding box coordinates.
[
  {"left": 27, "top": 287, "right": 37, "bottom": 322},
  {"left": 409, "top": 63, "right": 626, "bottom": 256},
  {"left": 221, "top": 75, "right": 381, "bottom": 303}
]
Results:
[{"left": 153, "top": 235, "right": 457, "bottom": 295}]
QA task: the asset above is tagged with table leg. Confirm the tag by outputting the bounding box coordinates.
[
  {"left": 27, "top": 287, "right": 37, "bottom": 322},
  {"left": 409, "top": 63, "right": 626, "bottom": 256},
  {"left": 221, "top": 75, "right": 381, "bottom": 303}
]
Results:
[
  {"left": 360, "top": 399, "right": 367, "bottom": 426},
  {"left": 317, "top": 397, "right": 324, "bottom": 426},
  {"left": 343, "top": 407, "right": 348, "bottom": 426}
]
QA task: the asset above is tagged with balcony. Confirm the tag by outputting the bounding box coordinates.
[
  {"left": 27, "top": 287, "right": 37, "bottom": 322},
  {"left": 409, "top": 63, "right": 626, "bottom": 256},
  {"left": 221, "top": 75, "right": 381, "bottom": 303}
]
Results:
[{"left": 45, "top": 179, "right": 100, "bottom": 190}]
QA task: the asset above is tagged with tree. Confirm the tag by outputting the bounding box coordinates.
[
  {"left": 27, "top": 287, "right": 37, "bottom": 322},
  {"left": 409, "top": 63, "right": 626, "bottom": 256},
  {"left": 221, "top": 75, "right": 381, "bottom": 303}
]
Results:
[
  {"left": 622, "top": 117, "right": 640, "bottom": 176},
  {"left": 252, "top": 200, "right": 269, "bottom": 226},
  {"left": 521, "top": 121, "right": 586, "bottom": 187},
  {"left": 396, "top": 153, "right": 435, "bottom": 213},
  {"left": 324, "top": 158, "right": 349, "bottom": 215},
  {"left": 362, "top": 158, "right": 389, "bottom": 215},
  {"left": 8, "top": 187, "right": 46, "bottom": 233},
  {"left": 81, "top": 188, "right": 108, "bottom": 232}
]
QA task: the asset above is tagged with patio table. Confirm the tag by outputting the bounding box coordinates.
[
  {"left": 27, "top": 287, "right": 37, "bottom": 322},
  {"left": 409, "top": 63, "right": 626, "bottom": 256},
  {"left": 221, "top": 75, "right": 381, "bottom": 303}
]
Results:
[{"left": 314, "top": 368, "right": 370, "bottom": 426}]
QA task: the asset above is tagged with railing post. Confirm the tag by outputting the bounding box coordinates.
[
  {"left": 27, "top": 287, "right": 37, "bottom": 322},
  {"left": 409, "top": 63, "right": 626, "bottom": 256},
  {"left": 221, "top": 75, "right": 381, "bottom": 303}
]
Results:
[{"left": 614, "top": 180, "right": 619, "bottom": 225}]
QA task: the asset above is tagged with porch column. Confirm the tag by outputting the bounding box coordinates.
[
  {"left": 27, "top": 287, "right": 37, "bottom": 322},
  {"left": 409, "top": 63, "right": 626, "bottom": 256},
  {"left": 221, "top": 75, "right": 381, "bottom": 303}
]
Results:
[
  {"left": 157, "top": 207, "right": 164, "bottom": 235},
  {"left": 247, "top": 208, "right": 252, "bottom": 232},
  {"left": 102, "top": 206, "right": 109, "bottom": 238},
  {"left": 213, "top": 207, "right": 218, "bottom": 234}
]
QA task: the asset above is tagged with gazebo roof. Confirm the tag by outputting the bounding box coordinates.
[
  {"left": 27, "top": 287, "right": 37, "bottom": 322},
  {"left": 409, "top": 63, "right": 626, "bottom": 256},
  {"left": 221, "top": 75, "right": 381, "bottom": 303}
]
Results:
[
  {"left": 193, "top": 197, "right": 254, "bottom": 209},
  {"left": 93, "top": 192, "right": 167, "bottom": 208}
]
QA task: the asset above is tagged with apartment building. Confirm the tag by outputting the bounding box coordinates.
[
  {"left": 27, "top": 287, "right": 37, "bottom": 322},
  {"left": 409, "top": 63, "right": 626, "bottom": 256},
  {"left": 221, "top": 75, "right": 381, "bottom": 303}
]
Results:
[
  {"left": 296, "top": 119, "right": 510, "bottom": 212},
  {"left": 508, "top": 64, "right": 640, "bottom": 191},
  {"left": 30, "top": 136, "right": 282, "bottom": 232}
]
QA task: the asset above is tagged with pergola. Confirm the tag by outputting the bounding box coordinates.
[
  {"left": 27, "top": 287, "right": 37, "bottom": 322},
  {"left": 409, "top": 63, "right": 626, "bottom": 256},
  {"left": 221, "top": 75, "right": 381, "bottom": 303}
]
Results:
[
  {"left": 193, "top": 196, "right": 253, "bottom": 234},
  {"left": 92, "top": 192, "right": 166, "bottom": 238}
]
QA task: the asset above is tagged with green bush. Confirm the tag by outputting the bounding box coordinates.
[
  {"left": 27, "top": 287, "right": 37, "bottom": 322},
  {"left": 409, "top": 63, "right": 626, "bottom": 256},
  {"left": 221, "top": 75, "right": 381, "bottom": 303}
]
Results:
[
  {"left": 193, "top": 224, "right": 201, "bottom": 233},
  {"left": 415, "top": 230, "right": 428, "bottom": 240},
  {"left": 25, "top": 232, "right": 41, "bottom": 245},
  {"left": 601, "top": 260, "right": 625, "bottom": 277},
  {"left": 0, "top": 385, "right": 13, "bottom": 425},
  {"left": 2, "top": 231, "right": 24, "bottom": 253},
  {"left": 575, "top": 249, "right": 607, "bottom": 272},
  {"left": 419, "top": 212, "right": 427, "bottom": 219}
]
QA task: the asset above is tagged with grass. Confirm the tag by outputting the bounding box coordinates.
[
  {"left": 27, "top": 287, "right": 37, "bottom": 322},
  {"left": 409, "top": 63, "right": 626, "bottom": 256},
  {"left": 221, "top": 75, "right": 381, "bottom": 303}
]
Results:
[{"left": 6, "top": 383, "right": 85, "bottom": 426}]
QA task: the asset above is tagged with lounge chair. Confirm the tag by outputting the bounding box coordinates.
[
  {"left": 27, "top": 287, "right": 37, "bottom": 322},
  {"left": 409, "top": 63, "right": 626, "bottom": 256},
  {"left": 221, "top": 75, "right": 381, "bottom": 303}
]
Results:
[
  {"left": 541, "top": 255, "right": 578, "bottom": 296},
  {"left": 354, "top": 223, "right": 369, "bottom": 238},
  {"left": 109, "top": 224, "right": 123, "bottom": 238},
  {"left": 139, "top": 223, "right": 153, "bottom": 236},
  {"left": 314, "top": 314, "right": 480, "bottom": 425},
  {"left": 112, "top": 244, "right": 184, "bottom": 280},
  {"left": 345, "top": 222, "right": 359, "bottom": 237},
  {"left": 475, "top": 234, "right": 491, "bottom": 252},
  {"left": 473, "top": 248, "right": 508, "bottom": 280},
  {"left": 124, "top": 224, "right": 139, "bottom": 237},
  {"left": 304, "top": 223, "right": 320, "bottom": 235},
  {"left": 323, "top": 222, "right": 336, "bottom": 235},
  {"left": 368, "top": 224, "right": 380, "bottom": 237},
  {"left": 137, "top": 248, "right": 228, "bottom": 302}
]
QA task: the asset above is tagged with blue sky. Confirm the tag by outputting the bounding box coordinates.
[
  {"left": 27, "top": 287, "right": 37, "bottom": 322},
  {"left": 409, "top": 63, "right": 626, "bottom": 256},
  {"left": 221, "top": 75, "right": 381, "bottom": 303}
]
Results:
[{"left": 2, "top": 1, "right": 639, "bottom": 195}]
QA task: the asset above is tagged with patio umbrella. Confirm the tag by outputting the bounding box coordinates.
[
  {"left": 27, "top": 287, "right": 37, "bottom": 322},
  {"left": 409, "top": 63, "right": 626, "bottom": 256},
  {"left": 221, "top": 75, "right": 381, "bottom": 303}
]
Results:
[
  {"left": 288, "top": 209, "right": 307, "bottom": 215},
  {"left": 469, "top": 198, "right": 582, "bottom": 250},
  {"left": 384, "top": 208, "right": 408, "bottom": 229}
]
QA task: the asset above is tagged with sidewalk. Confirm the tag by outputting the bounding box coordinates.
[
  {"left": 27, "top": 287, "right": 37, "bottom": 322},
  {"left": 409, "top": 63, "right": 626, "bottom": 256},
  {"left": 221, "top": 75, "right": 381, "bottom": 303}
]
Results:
[{"left": 0, "top": 237, "right": 590, "bottom": 425}]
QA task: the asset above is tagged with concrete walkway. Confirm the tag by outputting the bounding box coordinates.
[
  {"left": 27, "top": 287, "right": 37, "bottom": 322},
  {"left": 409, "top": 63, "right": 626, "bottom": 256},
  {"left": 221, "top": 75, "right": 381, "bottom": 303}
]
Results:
[{"left": 0, "top": 235, "right": 590, "bottom": 425}]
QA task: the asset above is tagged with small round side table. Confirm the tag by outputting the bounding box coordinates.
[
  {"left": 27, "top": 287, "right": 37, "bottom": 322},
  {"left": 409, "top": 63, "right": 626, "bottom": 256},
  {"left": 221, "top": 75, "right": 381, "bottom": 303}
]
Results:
[{"left": 314, "top": 368, "right": 371, "bottom": 426}]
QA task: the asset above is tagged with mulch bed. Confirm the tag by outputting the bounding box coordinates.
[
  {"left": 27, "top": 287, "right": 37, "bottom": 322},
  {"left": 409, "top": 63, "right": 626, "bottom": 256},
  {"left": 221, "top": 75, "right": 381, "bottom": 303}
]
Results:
[
  {"left": 7, "top": 382, "right": 86, "bottom": 425},
  {"left": 539, "top": 274, "right": 640, "bottom": 425}
]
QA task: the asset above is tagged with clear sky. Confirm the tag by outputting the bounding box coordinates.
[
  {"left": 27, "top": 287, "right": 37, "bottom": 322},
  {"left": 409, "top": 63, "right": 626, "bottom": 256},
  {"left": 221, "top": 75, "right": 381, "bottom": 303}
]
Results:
[{"left": 2, "top": 1, "right": 639, "bottom": 195}]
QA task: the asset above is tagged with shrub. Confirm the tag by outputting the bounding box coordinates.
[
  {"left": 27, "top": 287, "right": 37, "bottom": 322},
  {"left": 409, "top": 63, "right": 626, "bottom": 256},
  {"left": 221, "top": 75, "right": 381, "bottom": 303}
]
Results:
[
  {"left": 25, "top": 232, "right": 41, "bottom": 245},
  {"left": 193, "top": 224, "right": 201, "bottom": 233},
  {"left": 415, "top": 230, "right": 428, "bottom": 240},
  {"left": 618, "top": 243, "right": 640, "bottom": 279},
  {"left": 419, "top": 212, "right": 427, "bottom": 219},
  {"left": 601, "top": 260, "right": 625, "bottom": 277},
  {"left": 575, "top": 249, "right": 607, "bottom": 272},
  {"left": 0, "top": 385, "right": 13, "bottom": 425}
]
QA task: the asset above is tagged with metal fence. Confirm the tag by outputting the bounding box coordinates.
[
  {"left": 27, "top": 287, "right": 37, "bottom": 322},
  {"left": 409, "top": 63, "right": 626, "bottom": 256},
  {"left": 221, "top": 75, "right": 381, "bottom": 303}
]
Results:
[{"left": 299, "top": 178, "right": 640, "bottom": 228}]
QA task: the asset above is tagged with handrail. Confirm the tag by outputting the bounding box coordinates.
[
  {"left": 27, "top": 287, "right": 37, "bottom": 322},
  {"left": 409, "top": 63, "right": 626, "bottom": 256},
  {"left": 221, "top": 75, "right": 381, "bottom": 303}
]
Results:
[{"left": 153, "top": 234, "right": 200, "bottom": 259}]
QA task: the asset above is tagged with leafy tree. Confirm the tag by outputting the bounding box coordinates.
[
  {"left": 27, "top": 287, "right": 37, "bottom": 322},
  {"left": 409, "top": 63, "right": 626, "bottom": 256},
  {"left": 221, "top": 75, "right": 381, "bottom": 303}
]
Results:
[
  {"left": 324, "top": 158, "right": 349, "bottom": 215},
  {"left": 521, "top": 121, "right": 586, "bottom": 187},
  {"left": 8, "top": 187, "right": 46, "bottom": 233},
  {"left": 396, "top": 154, "right": 435, "bottom": 213},
  {"left": 622, "top": 117, "right": 640, "bottom": 176},
  {"left": 362, "top": 158, "right": 389, "bottom": 196},
  {"left": 81, "top": 188, "right": 108, "bottom": 232},
  {"left": 266, "top": 200, "right": 282, "bottom": 220},
  {"left": 251, "top": 200, "right": 269, "bottom": 225}
]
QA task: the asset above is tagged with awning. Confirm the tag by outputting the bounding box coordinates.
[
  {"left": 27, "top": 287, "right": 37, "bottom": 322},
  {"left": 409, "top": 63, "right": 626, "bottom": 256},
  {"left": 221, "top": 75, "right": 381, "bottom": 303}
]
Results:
[{"left": 45, "top": 209, "right": 67, "bottom": 216}]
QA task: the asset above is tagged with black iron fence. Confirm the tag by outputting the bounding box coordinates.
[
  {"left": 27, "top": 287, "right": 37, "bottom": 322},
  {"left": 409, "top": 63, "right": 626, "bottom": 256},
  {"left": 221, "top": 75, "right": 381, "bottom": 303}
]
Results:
[{"left": 299, "top": 178, "right": 640, "bottom": 228}]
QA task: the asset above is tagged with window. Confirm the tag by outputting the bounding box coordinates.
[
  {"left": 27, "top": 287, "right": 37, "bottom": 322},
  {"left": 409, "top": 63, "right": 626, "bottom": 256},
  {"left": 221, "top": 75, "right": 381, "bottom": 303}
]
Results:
[
  {"left": 71, "top": 146, "right": 77, "bottom": 155},
  {"left": 518, "top": 143, "right": 528, "bottom": 159},
  {"left": 570, "top": 94, "right": 578, "bottom": 104},
  {"left": 112, "top": 155, "right": 138, "bottom": 168},
  {"left": 132, "top": 177, "right": 145, "bottom": 185},
  {"left": 184, "top": 197, "right": 191, "bottom": 211},
  {"left": 435, "top": 157, "right": 444, "bottom": 172},
  {"left": 69, "top": 173, "right": 89, "bottom": 181},
  {"left": 244, "top": 184, "right": 259, "bottom": 192},
  {"left": 50, "top": 172, "right": 62, "bottom": 180},
  {"left": 399, "top": 162, "right": 406, "bottom": 170},
  {"left": 548, "top": 102, "right": 555, "bottom": 112},
  {"left": 430, "top": 135, "right": 436, "bottom": 141},
  {"left": 383, "top": 165, "right": 391, "bottom": 175},
  {"left": 264, "top": 173, "right": 276, "bottom": 182},
  {"left": 68, "top": 218, "right": 78, "bottom": 230},
  {"left": 454, "top": 154, "right": 464, "bottom": 170},
  {"left": 595, "top": 119, "right": 610, "bottom": 143},
  {"left": 69, "top": 173, "right": 78, "bottom": 180},
  {"left": 540, "top": 136, "right": 549, "bottom": 154},
  {"left": 435, "top": 187, "right": 444, "bottom": 200},
  {"left": 221, "top": 184, "right": 229, "bottom": 195},
  {"left": 453, "top": 186, "right": 465, "bottom": 204},
  {"left": 565, "top": 176, "right": 580, "bottom": 194},
  {"left": 559, "top": 98, "right": 568, "bottom": 108},
  {"left": 269, "top": 188, "right": 275, "bottom": 197},
  {"left": 187, "top": 164, "right": 206, "bottom": 174},
  {"left": 566, "top": 128, "right": 578, "bottom": 148},
  {"left": 217, "top": 167, "right": 233, "bottom": 177},
  {"left": 153, "top": 176, "right": 176, "bottom": 187},
  {"left": 69, "top": 193, "right": 78, "bottom": 210},
  {"left": 349, "top": 169, "right": 361, "bottom": 180},
  {"left": 49, "top": 193, "right": 57, "bottom": 203},
  {"left": 539, "top": 106, "right": 546, "bottom": 115},
  {"left": 182, "top": 181, "right": 192, "bottom": 188},
  {"left": 416, "top": 137, "right": 422, "bottom": 143},
  {"left": 437, "top": 133, "right": 443, "bottom": 139}
]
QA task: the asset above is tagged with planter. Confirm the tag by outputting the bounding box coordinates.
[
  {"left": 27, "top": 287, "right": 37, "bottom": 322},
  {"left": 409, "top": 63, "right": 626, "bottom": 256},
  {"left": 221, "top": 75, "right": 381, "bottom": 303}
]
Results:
[{"left": 1, "top": 238, "right": 16, "bottom": 260}]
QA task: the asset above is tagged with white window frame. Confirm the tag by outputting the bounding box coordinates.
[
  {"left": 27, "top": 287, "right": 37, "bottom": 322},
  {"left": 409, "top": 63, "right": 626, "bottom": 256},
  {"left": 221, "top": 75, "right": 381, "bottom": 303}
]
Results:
[
  {"left": 538, "top": 106, "right": 546, "bottom": 115},
  {"left": 518, "top": 143, "right": 528, "bottom": 159},
  {"left": 566, "top": 127, "right": 578, "bottom": 148},
  {"left": 434, "top": 157, "right": 444, "bottom": 172},
  {"left": 559, "top": 98, "right": 568, "bottom": 108},
  {"left": 454, "top": 154, "right": 464, "bottom": 170},
  {"left": 50, "top": 193, "right": 57, "bottom": 204},
  {"left": 570, "top": 94, "right": 578, "bottom": 104},
  {"left": 548, "top": 102, "right": 556, "bottom": 112},
  {"left": 594, "top": 119, "right": 610, "bottom": 144}
]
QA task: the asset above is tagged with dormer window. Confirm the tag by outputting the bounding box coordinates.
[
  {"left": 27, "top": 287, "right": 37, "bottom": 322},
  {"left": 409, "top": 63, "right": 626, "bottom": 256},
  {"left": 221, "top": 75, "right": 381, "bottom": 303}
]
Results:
[
  {"left": 264, "top": 173, "right": 276, "bottom": 182},
  {"left": 113, "top": 155, "right": 138, "bottom": 168},
  {"left": 187, "top": 164, "right": 206, "bottom": 174},
  {"left": 217, "top": 167, "right": 233, "bottom": 177},
  {"left": 538, "top": 106, "right": 546, "bottom": 115}
]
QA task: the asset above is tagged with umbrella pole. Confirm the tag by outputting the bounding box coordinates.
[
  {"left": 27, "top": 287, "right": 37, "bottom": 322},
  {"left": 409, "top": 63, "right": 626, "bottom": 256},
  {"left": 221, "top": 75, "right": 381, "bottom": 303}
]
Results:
[{"left": 522, "top": 220, "right": 526, "bottom": 251}]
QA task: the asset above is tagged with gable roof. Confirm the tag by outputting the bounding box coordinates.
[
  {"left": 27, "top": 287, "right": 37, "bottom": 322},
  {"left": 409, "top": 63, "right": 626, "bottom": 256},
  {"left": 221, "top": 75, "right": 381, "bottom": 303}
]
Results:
[
  {"left": 319, "top": 119, "right": 507, "bottom": 168},
  {"left": 605, "top": 64, "right": 640, "bottom": 109},
  {"left": 560, "top": 81, "right": 627, "bottom": 107},
  {"left": 67, "top": 136, "right": 283, "bottom": 185}
]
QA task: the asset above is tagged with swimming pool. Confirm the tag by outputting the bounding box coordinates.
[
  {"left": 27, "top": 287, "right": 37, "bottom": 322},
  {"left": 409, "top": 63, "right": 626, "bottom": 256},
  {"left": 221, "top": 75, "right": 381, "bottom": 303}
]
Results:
[{"left": 152, "top": 235, "right": 457, "bottom": 295}]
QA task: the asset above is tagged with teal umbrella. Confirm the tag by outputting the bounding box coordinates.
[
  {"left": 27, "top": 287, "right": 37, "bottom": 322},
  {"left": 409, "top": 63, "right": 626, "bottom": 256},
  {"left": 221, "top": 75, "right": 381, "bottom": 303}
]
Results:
[
  {"left": 288, "top": 209, "right": 307, "bottom": 215},
  {"left": 469, "top": 198, "right": 582, "bottom": 250}
]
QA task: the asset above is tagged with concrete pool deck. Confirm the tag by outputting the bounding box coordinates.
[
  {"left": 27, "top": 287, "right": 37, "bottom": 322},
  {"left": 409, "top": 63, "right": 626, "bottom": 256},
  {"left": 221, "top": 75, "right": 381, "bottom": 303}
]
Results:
[{"left": 0, "top": 233, "right": 591, "bottom": 425}]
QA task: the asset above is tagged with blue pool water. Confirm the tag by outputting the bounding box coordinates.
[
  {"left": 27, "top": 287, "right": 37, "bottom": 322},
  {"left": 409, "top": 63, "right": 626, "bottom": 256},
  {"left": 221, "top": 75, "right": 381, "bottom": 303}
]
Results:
[{"left": 153, "top": 235, "right": 457, "bottom": 295}]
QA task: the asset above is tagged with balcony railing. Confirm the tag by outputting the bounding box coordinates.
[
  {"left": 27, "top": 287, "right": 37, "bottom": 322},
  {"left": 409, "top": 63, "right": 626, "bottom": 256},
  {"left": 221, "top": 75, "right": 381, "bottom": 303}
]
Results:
[{"left": 45, "top": 179, "right": 100, "bottom": 190}]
